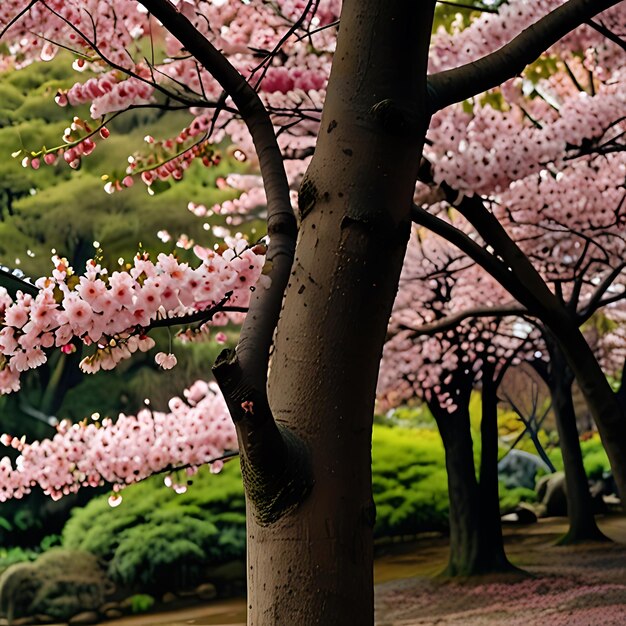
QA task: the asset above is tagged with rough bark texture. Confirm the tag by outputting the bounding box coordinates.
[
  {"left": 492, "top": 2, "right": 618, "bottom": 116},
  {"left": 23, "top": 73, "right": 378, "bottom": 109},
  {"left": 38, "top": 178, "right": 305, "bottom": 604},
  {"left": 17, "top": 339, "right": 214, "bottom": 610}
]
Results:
[
  {"left": 242, "top": 2, "right": 436, "bottom": 623},
  {"left": 542, "top": 341, "right": 608, "bottom": 544}
]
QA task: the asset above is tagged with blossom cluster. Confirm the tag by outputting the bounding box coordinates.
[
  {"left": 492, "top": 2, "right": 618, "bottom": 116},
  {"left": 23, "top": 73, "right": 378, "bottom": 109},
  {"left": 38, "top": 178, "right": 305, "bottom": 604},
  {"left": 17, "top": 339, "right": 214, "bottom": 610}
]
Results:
[
  {"left": 63, "top": 69, "right": 154, "bottom": 118},
  {"left": 0, "top": 379, "right": 236, "bottom": 501},
  {"left": 0, "top": 240, "right": 266, "bottom": 392},
  {"left": 426, "top": 89, "right": 625, "bottom": 195},
  {"left": 0, "top": 0, "right": 336, "bottom": 190},
  {"left": 429, "top": 0, "right": 626, "bottom": 74}
]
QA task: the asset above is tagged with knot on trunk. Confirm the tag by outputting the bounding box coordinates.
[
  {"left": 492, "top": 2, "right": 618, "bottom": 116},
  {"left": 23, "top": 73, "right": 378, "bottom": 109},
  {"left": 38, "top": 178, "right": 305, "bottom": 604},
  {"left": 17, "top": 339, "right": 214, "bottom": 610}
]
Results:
[{"left": 242, "top": 427, "right": 313, "bottom": 526}]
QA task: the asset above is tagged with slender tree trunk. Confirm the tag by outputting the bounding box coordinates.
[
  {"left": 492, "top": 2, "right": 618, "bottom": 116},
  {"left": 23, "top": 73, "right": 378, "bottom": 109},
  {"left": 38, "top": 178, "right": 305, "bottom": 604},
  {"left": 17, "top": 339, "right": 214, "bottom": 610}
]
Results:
[
  {"left": 242, "top": 2, "right": 436, "bottom": 623},
  {"left": 549, "top": 321, "right": 626, "bottom": 502},
  {"left": 431, "top": 375, "right": 514, "bottom": 577},
  {"left": 478, "top": 367, "right": 516, "bottom": 570},
  {"left": 545, "top": 342, "right": 608, "bottom": 544},
  {"left": 432, "top": 399, "right": 482, "bottom": 576}
]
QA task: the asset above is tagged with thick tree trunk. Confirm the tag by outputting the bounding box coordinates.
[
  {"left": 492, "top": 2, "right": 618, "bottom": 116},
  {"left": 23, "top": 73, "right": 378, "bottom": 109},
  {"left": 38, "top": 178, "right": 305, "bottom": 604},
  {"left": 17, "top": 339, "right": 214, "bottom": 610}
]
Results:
[
  {"left": 545, "top": 343, "right": 608, "bottom": 544},
  {"left": 243, "top": 2, "right": 436, "bottom": 623}
]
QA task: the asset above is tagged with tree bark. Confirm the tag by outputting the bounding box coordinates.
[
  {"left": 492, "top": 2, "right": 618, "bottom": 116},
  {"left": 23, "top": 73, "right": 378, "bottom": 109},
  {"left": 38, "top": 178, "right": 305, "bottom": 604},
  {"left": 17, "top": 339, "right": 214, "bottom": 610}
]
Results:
[
  {"left": 242, "top": 2, "right": 436, "bottom": 623},
  {"left": 542, "top": 341, "right": 608, "bottom": 544}
]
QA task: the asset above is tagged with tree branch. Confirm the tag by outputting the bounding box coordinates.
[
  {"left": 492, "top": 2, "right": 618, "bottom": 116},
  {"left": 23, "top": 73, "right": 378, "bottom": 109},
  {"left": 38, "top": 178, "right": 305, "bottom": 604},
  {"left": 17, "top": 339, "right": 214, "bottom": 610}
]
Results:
[
  {"left": 427, "top": 0, "right": 623, "bottom": 112},
  {"left": 411, "top": 204, "right": 519, "bottom": 294},
  {"left": 587, "top": 18, "right": 626, "bottom": 52},
  {"left": 579, "top": 262, "right": 626, "bottom": 321},
  {"left": 0, "top": 268, "right": 38, "bottom": 297},
  {"left": 400, "top": 302, "right": 525, "bottom": 337},
  {"left": 139, "top": 0, "right": 296, "bottom": 383},
  {"left": 449, "top": 193, "right": 566, "bottom": 323},
  {"left": 138, "top": 1, "right": 309, "bottom": 522}
]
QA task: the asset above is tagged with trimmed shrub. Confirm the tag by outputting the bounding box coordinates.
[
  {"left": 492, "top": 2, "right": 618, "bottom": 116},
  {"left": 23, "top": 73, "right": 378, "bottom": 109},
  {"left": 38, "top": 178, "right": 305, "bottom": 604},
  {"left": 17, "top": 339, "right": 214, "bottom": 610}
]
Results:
[
  {"left": 62, "top": 461, "right": 246, "bottom": 592},
  {"left": 0, "top": 549, "right": 111, "bottom": 621}
]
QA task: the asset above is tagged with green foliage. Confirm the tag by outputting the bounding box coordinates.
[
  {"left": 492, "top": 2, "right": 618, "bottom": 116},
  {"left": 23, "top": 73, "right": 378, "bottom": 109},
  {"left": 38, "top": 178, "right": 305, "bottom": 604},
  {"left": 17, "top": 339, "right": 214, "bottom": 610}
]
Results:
[
  {"left": 0, "top": 536, "right": 62, "bottom": 575},
  {"left": 547, "top": 434, "right": 611, "bottom": 480},
  {"left": 0, "top": 547, "right": 38, "bottom": 573},
  {"left": 498, "top": 485, "right": 538, "bottom": 514},
  {"left": 372, "top": 426, "right": 449, "bottom": 537},
  {"left": 62, "top": 461, "right": 247, "bottom": 592},
  {"left": 129, "top": 594, "right": 155, "bottom": 614},
  {"left": 0, "top": 549, "right": 110, "bottom": 621}
]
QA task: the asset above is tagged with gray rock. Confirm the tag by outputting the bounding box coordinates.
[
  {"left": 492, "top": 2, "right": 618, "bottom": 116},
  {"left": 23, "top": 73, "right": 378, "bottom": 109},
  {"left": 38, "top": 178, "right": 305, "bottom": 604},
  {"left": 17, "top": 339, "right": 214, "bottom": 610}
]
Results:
[
  {"left": 68, "top": 610, "right": 99, "bottom": 625},
  {"left": 499, "top": 450, "right": 551, "bottom": 490},
  {"left": 539, "top": 471, "right": 568, "bottom": 517}
]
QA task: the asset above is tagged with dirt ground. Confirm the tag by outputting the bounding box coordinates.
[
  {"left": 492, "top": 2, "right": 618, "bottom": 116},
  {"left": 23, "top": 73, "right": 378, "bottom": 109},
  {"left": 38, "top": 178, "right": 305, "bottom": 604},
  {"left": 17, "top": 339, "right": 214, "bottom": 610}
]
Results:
[{"left": 105, "top": 515, "right": 626, "bottom": 626}]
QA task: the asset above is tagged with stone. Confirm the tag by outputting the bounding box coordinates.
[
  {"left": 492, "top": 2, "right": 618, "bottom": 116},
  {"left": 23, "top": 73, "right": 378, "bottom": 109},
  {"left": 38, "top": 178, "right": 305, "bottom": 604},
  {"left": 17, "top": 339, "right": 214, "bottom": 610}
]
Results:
[
  {"left": 161, "top": 592, "right": 178, "bottom": 604},
  {"left": 539, "top": 472, "right": 568, "bottom": 517},
  {"left": 498, "top": 450, "right": 551, "bottom": 490},
  {"left": 11, "top": 618, "right": 37, "bottom": 626},
  {"left": 68, "top": 611, "right": 99, "bottom": 625},
  {"left": 103, "top": 609, "right": 124, "bottom": 619},
  {"left": 195, "top": 583, "right": 217, "bottom": 601},
  {"left": 33, "top": 615, "right": 56, "bottom": 624},
  {"left": 97, "top": 602, "right": 122, "bottom": 614}
]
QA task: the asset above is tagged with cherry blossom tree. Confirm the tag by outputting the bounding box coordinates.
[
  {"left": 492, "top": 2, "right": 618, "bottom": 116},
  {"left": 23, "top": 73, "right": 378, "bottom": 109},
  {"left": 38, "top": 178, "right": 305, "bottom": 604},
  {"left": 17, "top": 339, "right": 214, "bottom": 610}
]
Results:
[
  {"left": 378, "top": 232, "right": 533, "bottom": 575},
  {"left": 0, "top": 1, "right": 623, "bottom": 623},
  {"left": 407, "top": 198, "right": 616, "bottom": 543},
  {"left": 413, "top": 6, "right": 626, "bottom": 501}
]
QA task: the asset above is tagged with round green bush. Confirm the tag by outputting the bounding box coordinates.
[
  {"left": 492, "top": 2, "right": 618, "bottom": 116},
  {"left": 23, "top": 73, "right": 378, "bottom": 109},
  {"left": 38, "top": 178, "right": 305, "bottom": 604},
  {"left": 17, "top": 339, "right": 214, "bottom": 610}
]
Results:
[
  {"left": 0, "top": 548, "right": 111, "bottom": 621},
  {"left": 62, "top": 461, "right": 247, "bottom": 592}
]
